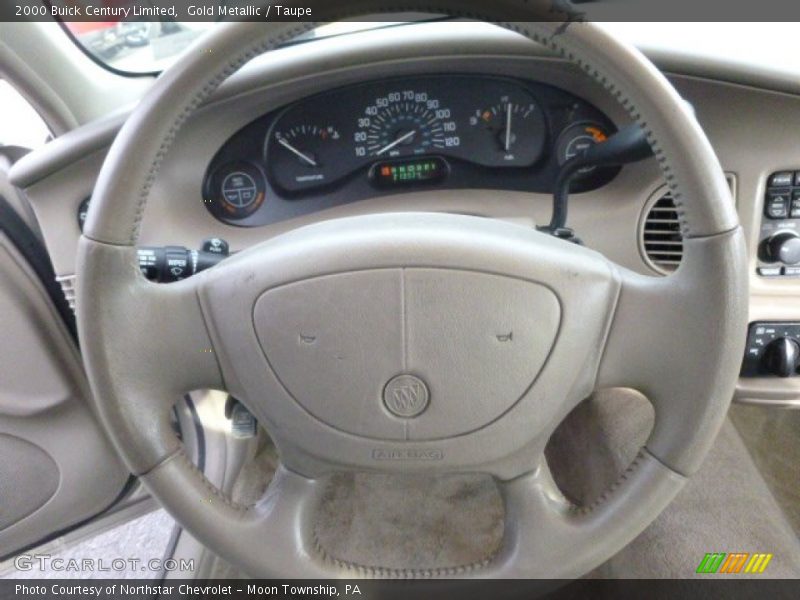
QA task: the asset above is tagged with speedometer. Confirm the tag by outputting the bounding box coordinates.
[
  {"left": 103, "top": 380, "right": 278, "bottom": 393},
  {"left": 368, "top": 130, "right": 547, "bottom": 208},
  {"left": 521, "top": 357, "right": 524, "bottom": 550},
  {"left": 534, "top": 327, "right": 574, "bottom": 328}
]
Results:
[{"left": 354, "top": 91, "right": 460, "bottom": 159}]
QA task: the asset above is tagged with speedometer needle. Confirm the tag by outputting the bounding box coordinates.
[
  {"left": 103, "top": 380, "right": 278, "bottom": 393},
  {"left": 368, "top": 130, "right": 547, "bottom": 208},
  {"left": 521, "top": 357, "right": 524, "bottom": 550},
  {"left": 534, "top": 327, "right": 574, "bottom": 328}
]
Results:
[
  {"left": 277, "top": 137, "right": 317, "bottom": 167},
  {"left": 375, "top": 130, "right": 416, "bottom": 156}
]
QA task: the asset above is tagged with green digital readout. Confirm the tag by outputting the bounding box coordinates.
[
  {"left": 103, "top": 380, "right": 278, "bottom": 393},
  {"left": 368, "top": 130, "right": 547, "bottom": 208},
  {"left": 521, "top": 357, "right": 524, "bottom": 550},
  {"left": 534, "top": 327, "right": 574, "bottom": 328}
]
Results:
[{"left": 371, "top": 157, "right": 448, "bottom": 188}]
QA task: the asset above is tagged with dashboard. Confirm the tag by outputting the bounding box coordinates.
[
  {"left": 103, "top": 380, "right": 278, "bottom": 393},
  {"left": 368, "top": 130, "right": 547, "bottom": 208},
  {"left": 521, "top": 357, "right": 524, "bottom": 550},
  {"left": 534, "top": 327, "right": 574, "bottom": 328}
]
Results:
[
  {"left": 9, "top": 22, "right": 800, "bottom": 408},
  {"left": 203, "top": 75, "right": 618, "bottom": 226}
]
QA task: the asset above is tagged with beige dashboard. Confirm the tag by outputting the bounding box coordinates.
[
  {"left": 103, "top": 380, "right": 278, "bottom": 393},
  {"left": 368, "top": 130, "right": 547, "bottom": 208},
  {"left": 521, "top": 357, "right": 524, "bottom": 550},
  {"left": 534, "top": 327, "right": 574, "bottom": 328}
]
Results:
[{"left": 8, "top": 24, "right": 800, "bottom": 407}]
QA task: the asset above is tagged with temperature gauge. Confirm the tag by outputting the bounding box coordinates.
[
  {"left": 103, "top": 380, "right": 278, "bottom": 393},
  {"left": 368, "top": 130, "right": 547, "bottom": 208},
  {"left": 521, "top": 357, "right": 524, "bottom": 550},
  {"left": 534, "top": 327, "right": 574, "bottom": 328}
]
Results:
[
  {"left": 265, "top": 124, "right": 345, "bottom": 193},
  {"left": 468, "top": 95, "right": 546, "bottom": 167}
]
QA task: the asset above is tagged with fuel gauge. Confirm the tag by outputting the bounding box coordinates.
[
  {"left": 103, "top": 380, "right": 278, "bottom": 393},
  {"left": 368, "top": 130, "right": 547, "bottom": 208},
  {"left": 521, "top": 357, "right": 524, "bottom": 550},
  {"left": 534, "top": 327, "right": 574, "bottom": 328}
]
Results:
[{"left": 468, "top": 95, "right": 546, "bottom": 167}]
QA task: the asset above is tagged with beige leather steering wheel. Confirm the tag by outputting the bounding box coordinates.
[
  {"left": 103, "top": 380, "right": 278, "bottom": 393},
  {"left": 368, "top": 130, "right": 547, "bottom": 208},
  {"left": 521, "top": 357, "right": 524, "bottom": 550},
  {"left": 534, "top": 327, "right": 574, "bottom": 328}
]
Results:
[{"left": 77, "top": 0, "right": 747, "bottom": 578}]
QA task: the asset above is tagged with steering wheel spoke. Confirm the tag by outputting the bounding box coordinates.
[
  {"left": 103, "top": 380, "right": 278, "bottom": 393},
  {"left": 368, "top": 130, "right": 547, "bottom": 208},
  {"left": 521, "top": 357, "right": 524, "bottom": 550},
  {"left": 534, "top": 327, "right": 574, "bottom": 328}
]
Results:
[
  {"left": 490, "top": 449, "right": 687, "bottom": 578},
  {"left": 76, "top": 237, "right": 223, "bottom": 473},
  {"left": 596, "top": 233, "right": 748, "bottom": 476},
  {"left": 140, "top": 452, "right": 335, "bottom": 577}
]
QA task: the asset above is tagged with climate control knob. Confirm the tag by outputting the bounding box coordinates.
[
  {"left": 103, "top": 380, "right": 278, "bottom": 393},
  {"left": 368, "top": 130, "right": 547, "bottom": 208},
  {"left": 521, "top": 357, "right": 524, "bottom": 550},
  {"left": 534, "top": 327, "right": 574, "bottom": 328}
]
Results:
[
  {"left": 762, "top": 337, "right": 800, "bottom": 377},
  {"left": 761, "top": 231, "right": 800, "bottom": 265}
]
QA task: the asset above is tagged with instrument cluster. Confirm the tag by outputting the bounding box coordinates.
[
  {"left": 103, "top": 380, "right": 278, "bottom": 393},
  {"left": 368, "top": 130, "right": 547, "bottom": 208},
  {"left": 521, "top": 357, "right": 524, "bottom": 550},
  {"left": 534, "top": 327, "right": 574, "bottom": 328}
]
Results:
[{"left": 203, "top": 75, "right": 619, "bottom": 226}]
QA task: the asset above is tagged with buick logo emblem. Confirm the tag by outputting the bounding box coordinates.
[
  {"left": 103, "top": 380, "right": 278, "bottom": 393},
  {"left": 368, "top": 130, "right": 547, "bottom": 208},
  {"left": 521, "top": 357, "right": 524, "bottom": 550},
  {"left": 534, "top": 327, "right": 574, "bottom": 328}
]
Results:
[{"left": 383, "top": 374, "right": 430, "bottom": 418}]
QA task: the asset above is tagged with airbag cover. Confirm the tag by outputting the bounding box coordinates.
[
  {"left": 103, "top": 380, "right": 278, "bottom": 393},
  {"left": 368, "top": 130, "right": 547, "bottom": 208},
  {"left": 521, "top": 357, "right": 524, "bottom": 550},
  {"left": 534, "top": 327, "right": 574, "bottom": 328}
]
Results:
[{"left": 254, "top": 268, "right": 560, "bottom": 440}]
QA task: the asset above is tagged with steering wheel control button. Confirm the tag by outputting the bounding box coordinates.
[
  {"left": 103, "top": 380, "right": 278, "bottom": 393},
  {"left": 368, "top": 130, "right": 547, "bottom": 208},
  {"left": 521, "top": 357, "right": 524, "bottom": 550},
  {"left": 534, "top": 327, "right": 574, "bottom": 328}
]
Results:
[{"left": 383, "top": 375, "right": 430, "bottom": 418}]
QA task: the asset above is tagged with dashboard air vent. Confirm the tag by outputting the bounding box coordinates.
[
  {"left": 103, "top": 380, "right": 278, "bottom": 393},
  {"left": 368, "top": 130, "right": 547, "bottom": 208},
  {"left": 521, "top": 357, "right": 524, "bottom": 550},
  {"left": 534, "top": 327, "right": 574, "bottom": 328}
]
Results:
[
  {"left": 641, "top": 175, "right": 735, "bottom": 275},
  {"left": 642, "top": 191, "right": 683, "bottom": 274}
]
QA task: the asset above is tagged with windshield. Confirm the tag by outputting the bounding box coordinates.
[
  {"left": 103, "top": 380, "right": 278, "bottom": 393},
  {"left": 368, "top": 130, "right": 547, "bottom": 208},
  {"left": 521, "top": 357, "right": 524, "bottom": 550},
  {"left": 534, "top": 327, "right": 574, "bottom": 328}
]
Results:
[
  {"left": 63, "top": 20, "right": 409, "bottom": 75},
  {"left": 60, "top": 16, "right": 800, "bottom": 78}
]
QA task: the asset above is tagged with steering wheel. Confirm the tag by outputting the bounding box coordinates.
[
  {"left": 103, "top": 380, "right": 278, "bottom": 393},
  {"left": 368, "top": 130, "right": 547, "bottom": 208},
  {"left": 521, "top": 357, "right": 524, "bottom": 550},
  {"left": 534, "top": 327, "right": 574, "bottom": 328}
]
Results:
[{"left": 78, "top": 0, "right": 747, "bottom": 578}]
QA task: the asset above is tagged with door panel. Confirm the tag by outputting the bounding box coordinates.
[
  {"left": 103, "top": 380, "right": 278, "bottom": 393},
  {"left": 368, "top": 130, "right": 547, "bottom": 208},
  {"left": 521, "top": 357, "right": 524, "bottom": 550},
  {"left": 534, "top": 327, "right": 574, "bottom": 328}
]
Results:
[{"left": 0, "top": 151, "right": 130, "bottom": 557}]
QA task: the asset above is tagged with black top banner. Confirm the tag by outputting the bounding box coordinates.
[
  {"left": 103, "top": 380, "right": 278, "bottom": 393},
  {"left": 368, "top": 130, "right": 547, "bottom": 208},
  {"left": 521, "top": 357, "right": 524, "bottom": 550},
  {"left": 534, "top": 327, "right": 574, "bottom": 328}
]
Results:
[{"left": 1, "top": 0, "right": 800, "bottom": 22}]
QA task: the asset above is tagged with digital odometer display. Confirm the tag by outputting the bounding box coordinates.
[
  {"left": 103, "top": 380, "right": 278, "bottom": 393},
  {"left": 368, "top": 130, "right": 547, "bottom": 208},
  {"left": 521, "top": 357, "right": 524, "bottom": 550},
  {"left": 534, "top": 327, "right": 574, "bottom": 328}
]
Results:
[{"left": 370, "top": 157, "right": 448, "bottom": 188}]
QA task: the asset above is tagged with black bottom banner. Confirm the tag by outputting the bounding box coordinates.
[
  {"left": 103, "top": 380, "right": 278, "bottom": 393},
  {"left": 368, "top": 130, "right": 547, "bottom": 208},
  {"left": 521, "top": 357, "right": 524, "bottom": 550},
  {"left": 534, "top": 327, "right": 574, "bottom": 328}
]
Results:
[{"left": 3, "top": 579, "right": 800, "bottom": 600}]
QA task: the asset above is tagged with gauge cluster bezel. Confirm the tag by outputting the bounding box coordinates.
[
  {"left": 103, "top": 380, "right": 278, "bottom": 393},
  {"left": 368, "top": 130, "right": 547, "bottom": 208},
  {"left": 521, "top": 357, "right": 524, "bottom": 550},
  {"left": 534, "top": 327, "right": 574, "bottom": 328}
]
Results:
[{"left": 202, "top": 74, "right": 620, "bottom": 227}]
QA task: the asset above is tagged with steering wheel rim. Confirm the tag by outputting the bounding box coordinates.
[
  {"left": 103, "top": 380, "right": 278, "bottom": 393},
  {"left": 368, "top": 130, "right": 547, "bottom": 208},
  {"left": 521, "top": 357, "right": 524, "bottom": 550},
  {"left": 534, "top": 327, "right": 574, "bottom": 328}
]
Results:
[{"left": 77, "top": 1, "right": 747, "bottom": 579}]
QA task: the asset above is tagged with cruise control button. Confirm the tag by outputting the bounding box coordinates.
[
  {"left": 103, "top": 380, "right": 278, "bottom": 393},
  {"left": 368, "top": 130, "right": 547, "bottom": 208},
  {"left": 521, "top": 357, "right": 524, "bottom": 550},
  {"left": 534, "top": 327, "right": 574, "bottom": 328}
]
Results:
[
  {"left": 770, "top": 172, "right": 794, "bottom": 187},
  {"left": 758, "top": 267, "right": 783, "bottom": 277}
]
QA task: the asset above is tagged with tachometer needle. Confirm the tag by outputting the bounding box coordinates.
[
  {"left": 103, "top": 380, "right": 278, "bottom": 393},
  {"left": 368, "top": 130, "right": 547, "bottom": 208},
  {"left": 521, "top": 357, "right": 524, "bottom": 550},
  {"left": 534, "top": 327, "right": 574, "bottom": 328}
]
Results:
[
  {"left": 278, "top": 137, "right": 317, "bottom": 167},
  {"left": 505, "top": 103, "right": 513, "bottom": 152},
  {"left": 376, "top": 130, "right": 416, "bottom": 156}
]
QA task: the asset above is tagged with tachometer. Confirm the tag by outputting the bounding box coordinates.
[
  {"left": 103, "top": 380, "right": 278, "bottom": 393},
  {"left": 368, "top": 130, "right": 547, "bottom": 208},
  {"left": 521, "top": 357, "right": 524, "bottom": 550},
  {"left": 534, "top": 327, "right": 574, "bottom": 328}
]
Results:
[{"left": 355, "top": 91, "right": 460, "bottom": 159}]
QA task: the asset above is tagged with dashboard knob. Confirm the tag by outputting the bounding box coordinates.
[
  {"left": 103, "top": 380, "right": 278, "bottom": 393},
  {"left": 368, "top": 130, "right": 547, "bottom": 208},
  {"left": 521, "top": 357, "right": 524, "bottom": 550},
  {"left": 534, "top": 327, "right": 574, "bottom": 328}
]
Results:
[
  {"left": 762, "top": 231, "right": 800, "bottom": 265},
  {"left": 762, "top": 337, "right": 800, "bottom": 377}
]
